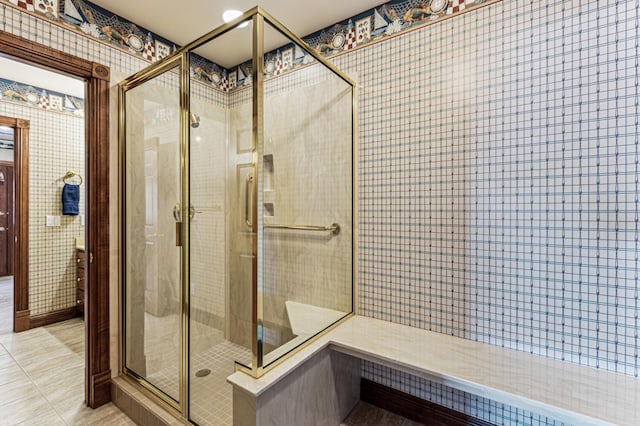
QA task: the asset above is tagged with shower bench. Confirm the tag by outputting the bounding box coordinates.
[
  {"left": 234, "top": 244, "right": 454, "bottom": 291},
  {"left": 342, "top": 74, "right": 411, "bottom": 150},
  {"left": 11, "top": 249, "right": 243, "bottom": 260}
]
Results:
[{"left": 228, "top": 315, "right": 639, "bottom": 426}]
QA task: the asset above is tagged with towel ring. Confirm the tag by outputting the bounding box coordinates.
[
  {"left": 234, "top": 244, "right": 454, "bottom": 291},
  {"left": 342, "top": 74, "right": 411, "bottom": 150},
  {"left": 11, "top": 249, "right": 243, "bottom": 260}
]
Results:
[{"left": 63, "top": 171, "right": 83, "bottom": 185}]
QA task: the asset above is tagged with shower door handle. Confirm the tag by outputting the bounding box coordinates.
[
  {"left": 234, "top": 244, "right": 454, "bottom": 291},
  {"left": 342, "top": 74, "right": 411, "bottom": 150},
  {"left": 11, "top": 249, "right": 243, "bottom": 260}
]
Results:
[
  {"left": 173, "top": 203, "right": 181, "bottom": 222},
  {"left": 245, "top": 174, "right": 253, "bottom": 228}
]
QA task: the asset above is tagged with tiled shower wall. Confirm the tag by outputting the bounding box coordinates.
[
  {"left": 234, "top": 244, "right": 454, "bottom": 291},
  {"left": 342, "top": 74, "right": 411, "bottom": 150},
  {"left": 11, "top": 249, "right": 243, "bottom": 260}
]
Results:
[
  {"left": 0, "top": 101, "right": 84, "bottom": 315},
  {"left": 331, "top": 0, "right": 639, "bottom": 423},
  {"left": 227, "top": 66, "right": 353, "bottom": 350}
]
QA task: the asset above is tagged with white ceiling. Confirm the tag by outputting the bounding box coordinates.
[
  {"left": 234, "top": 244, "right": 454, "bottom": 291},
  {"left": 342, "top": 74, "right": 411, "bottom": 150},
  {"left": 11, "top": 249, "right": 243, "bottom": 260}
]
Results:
[
  {"left": 0, "top": 56, "right": 85, "bottom": 98},
  {"left": 89, "top": 0, "right": 383, "bottom": 67}
]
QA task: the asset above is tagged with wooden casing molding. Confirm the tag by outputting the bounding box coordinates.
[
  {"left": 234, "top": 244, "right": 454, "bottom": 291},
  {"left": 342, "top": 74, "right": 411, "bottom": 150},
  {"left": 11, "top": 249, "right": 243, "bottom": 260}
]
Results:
[
  {"left": 0, "top": 116, "right": 30, "bottom": 332},
  {"left": 0, "top": 30, "right": 111, "bottom": 408}
]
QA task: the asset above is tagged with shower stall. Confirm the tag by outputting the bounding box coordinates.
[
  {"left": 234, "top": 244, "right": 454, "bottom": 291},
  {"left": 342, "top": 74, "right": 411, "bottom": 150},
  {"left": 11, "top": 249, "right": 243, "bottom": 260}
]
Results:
[{"left": 119, "top": 7, "right": 355, "bottom": 424}]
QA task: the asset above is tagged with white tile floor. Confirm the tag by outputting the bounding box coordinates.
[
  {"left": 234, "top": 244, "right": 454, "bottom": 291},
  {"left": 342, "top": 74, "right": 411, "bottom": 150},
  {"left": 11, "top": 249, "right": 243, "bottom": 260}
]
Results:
[{"left": 0, "top": 278, "right": 133, "bottom": 425}]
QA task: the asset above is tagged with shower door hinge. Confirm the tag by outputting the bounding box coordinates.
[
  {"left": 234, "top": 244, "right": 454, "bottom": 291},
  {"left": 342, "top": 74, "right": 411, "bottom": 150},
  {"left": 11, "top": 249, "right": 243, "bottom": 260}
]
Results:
[{"left": 89, "top": 252, "right": 94, "bottom": 264}]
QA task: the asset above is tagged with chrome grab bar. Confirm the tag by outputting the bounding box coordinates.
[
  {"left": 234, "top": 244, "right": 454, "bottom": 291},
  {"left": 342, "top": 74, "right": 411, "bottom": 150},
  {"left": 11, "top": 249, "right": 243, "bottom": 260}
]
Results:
[
  {"left": 264, "top": 223, "right": 340, "bottom": 235},
  {"left": 245, "top": 174, "right": 253, "bottom": 228}
]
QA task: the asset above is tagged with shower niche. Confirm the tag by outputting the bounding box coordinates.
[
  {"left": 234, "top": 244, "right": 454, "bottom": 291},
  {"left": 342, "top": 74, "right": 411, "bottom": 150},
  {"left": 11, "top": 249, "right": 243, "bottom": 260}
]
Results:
[{"left": 119, "top": 7, "right": 354, "bottom": 424}]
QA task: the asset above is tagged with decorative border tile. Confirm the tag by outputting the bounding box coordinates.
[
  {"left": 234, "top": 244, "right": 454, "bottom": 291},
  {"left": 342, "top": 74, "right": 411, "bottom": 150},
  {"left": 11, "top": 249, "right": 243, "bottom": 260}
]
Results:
[
  {"left": 0, "top": 77, "right": 84, "bottom": 116},
  {"left": 0, "top": 0, "right": 499, "bottom": 94},
  {"left": 226, "top": 0, "right": 499, "bottom": 91}
]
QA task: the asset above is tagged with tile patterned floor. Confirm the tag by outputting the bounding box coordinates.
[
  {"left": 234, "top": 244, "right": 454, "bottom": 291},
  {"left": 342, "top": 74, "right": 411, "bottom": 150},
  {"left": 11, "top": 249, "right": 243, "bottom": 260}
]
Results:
[
  {"left": 0, "top": 276, "right": 13, "bottom": 335},
  {"left": 0, "top": 290, "right": 133, "bottom": 426}
]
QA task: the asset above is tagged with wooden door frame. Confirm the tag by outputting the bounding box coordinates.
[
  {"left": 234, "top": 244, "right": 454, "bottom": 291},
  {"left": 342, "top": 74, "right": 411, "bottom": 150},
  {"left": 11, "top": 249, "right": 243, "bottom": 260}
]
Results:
[
  {"left": 0, "top": 116, "right": 29, "bottom": 331},
  {"left": 0, "top": 31, "right": 111, "bottom": 408},
  {"left": 0, "top": 160, "right": 15, "bottom": 277}
]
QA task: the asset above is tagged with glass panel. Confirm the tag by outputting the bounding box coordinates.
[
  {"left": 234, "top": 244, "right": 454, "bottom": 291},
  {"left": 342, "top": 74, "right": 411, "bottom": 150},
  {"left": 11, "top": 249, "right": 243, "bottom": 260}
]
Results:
[
  {"left": 188, "top": 20, "right": 254, "bottom": 425},
  {"left": 260, "top": 22, "right": 354, "bottom": 367},
  {"left": 124, "top": 64, "right": 182, "bottom": 402}
]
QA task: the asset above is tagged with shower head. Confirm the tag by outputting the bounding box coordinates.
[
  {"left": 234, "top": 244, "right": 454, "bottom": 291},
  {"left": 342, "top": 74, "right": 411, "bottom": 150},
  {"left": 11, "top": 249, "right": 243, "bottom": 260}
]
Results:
[{"left": 190, "top": 112, "right": 200, "bottom": 128}]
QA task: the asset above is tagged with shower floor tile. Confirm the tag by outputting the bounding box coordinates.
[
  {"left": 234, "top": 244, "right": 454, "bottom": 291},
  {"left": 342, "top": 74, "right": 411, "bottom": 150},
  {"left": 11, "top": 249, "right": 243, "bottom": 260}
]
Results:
[
  {"left": 145, "top": 321, "right": 251, "bottom": 426},
  {"left": 189, "top": 340, "right": 251, "bottom": 426}
]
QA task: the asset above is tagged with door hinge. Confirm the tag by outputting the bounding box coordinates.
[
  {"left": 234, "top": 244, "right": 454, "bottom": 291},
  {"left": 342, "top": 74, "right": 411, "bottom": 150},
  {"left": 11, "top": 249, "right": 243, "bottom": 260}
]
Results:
[{"left": 89, "top": 252, "right": 94, "bottom": 264}]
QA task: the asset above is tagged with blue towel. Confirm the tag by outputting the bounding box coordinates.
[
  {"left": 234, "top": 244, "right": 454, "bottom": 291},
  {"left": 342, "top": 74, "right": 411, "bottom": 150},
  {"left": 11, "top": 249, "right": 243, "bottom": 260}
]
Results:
[{"left": 62, "top": 184, "right": 80, "bottom": 215}]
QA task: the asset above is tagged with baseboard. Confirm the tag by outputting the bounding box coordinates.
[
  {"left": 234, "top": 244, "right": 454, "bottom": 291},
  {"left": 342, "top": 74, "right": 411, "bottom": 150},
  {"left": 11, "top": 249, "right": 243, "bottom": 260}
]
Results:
[
  {"left": 361, "top": 378, "right": 494, "bottom": 426},
  {"left": 29, "top": 307, "right": 80, "bottom": 329},
  {"left": 14, "top": 309, "right": 30, "bottom": 332},
  {"left": 89, "top": 370, "right": 112, "bottom": 408}
]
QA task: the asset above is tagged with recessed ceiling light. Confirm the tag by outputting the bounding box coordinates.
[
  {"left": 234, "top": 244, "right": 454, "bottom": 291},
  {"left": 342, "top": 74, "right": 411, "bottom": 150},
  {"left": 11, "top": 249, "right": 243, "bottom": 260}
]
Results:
[{"left": 222, "top": 9, "right": 249, "bottom": 28}]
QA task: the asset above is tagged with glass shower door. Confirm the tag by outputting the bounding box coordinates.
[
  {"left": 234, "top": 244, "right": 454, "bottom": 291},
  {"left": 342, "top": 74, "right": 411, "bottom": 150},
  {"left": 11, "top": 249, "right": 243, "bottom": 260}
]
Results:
[{"left": 123, "top": 59, "right": 184, "bottom": 405}]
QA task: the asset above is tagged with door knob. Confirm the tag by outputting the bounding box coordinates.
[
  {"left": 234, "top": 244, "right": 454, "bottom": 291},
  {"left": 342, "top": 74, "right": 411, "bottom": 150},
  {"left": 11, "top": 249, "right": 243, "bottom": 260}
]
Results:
[{"left": 0, "top": 227, "right": 5, "bottom": 232}]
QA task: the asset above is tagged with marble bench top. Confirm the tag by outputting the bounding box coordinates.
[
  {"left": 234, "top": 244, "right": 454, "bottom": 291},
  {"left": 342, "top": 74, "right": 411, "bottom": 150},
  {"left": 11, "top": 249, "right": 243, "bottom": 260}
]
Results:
[{"left": 228, "top": 315, "right": 640, "bottom": 426}]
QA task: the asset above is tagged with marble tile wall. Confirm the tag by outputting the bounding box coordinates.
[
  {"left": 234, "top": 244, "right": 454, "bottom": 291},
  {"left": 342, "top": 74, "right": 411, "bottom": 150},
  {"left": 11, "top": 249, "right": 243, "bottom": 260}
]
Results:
[
  {"left": 261, "top": 68, "right": 353, "bottom": 347},
  {"left": 226, "top": 98, "right": 254, "bottom": 350},
  {"left": 227, "top": 64, "right": 353, "bottom": 352},
  {"left": 0, "top": 100, "right": 84, "bottom": 316}
]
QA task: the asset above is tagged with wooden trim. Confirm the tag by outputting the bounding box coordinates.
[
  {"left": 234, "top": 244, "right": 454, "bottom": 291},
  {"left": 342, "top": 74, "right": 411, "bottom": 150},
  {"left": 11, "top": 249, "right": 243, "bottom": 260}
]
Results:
[
  {"left": 0, "top": 116, "right": 32, "bottom": 334},
  {"left": 361, "top": 378, "right": 495, "bottom": 426},
  {"left": 0, "top": 31, "right": 94, "bottom": 78},
  {"left": 0, "top": 161, "right": 15, "bottom": 276},
  {"left": 85, "top": 70, "right": 112, "bottom": 408},
  {"left": 14, "top": 309, "right": 29, "bottom": 332},
  {"left": 0, "top": 30, "right": 111, "bottom": 408},
  {"left": 29, "top": 307, "right": 79, "bottom": 328},
  {"left": 90, "top": 370, "right": 112, "bottom": 408}
]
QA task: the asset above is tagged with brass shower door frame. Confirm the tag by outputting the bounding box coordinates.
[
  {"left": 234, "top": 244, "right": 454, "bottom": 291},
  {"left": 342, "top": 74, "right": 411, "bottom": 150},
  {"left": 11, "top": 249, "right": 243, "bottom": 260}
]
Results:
[
  {"left": 118, "top": 52, "right": 190, "bottom": 416},
  {"left": 118, "top": 5, "right": 357, "bottom": 420},
  {"left": 229, "top": 7, "right": 358, "bottom": 379}
]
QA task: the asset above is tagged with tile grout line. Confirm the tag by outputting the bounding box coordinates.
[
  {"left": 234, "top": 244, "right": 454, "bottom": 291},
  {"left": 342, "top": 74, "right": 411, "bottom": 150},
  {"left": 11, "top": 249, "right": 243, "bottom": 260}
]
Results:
[
  {"left": 1, "top": 323, "right": 85, "bottom": 425},
  {"left": 0, "top": 339, "right": 66, "bottom": 425}
]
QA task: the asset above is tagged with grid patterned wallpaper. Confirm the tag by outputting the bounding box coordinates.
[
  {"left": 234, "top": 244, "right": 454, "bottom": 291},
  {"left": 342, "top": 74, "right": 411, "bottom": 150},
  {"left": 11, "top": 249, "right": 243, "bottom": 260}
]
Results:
[
  {"left": 1, "top": 1, "right": 633, "bottom": 424},
  {"left": 0, "top": 3, "right": 147, "bottom": 318},
  {"left": 0, "top": 3, "right": 149, "bottom": 82},
  {"left": 330, "top": 0, "right": 640, "bottom": 424},
  {"left": 0, "top": 101, "right": 84, "bottom": 316},
  {"left": 361, "top": 361, "right": 565, "bottom": 426}
]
